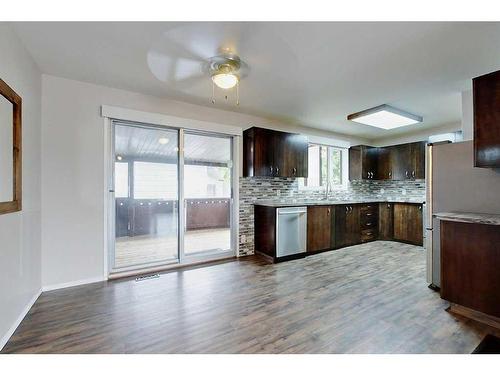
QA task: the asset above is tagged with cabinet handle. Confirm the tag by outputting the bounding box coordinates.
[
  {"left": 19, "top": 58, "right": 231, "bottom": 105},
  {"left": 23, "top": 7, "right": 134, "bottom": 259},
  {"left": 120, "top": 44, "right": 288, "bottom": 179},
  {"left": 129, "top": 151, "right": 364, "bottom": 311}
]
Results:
[
  {"left": 412, "top": 170, "right": 415, "bottom": 178},
  {"left": 418, "top": 205, "right": 422, "bottom": 211},
  {"left": 293, "top": 167, "right": 297, "bottom": 175},
  {"left": 276, "top": 167, "right": 280, "bottom": 174},
  {"left": 270, "top": 166, "right": 273, "bottom": 174},
  {"left": 366, "top": 213, "right": 372, "bottom": 216},
  {"left": 350, "top": 206, "right": 353, "bottom": 213},
  {"left": 366, "top": 222, "right": 372, "bottom": 226},
  {"left": 345, "top": 206, "right": 348, "bottom": 213},
  {"left": 405, "top": 171, "right": 409, "bottom": 178},
  {"left": 388, "top": 171, "right": 392, "bottom": 178},
  {"left": 327, "top": 208, "right": 330, "bottom": 214}
]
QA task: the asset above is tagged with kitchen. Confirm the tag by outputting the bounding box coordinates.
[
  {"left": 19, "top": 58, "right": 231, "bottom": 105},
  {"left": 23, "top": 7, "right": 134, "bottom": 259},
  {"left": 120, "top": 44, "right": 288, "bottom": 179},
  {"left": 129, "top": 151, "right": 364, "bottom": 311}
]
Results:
[
  {"left": 242, "top": 128, "right": 426, "bottom": 262},
  {"left": 2, "top": 20, "right": 500, "bottom": 357}
]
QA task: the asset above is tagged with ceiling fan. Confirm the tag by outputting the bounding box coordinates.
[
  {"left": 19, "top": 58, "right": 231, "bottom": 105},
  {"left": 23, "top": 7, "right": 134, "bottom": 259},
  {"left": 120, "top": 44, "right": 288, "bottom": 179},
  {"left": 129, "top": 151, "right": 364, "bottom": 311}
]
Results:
[{"left": 147, "top": 25, "right": 249, "bottom": 106}]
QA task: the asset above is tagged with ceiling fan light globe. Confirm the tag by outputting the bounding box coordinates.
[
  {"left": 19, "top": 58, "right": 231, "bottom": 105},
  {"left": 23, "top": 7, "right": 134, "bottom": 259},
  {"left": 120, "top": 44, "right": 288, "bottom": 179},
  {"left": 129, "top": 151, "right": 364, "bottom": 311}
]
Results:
[{"left": 212, "top": 73, "right": 239, "bottom": 89}]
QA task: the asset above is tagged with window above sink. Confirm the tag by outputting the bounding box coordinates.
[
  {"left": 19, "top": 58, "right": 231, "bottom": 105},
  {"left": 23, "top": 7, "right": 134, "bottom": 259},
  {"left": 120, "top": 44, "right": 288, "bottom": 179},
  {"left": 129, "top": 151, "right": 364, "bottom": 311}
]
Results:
[{"left": 298, "top": 143, "right": 348, "bottom": 191}]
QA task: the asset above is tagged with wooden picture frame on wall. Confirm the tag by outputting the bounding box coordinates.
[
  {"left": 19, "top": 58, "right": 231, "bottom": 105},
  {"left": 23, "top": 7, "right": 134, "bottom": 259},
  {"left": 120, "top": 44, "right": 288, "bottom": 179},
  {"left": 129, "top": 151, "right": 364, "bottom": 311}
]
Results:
[{"left": 0, "top": 78, "right": 22, "bottom": 215}]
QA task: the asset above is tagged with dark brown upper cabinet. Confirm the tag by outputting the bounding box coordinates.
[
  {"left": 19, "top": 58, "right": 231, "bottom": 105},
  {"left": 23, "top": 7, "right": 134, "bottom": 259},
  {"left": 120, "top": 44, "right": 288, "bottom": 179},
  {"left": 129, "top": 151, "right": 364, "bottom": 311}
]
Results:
[
  {"left": 243, "top": 127, "right": 308, "bottom": 178},
  {"left": 0, "top": 79, "right": 22, "bottom": 215},
  {"left": 473, "top": 70, "right": 500, "bottom": 168},
  {"left": 377, "top": 146, "right": 392, "bottom": 180},
  {"left": 349, "top": 145, "right": 378, "bottom": 180},
  {"left": 349, "top": 141, "right": 426, "bottom": 181}
]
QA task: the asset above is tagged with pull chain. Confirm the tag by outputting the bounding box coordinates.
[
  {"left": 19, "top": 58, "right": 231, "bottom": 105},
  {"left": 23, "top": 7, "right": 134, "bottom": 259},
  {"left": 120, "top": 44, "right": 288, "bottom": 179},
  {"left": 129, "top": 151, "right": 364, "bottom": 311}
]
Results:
[
  {"left": 236, "top": 82, "right": 240, "bottom": 106},
  {"left": 211, "top": 81, "right": 215, "bottom": 104}
]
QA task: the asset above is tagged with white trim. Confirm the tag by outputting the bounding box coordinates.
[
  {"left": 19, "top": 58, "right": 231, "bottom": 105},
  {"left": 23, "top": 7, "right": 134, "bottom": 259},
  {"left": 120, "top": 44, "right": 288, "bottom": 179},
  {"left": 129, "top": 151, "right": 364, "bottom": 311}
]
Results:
[
  {"left": 101, "top": 105, "right": 243, "bottom": 136},
  {"left": 103, "top": 117, "right": 112, "bottom": 280},
  {"left": 42, "top": 276, "right": 105, "bottom": 292},
  {"left": 307, "top": 134, "right": 351, "bottom": 149},
  {"left": 232, "top": 136, "right": 240, "bottom": 257},
  {"left": 0, "top": 289, "right": 42, "bottom": 351}
]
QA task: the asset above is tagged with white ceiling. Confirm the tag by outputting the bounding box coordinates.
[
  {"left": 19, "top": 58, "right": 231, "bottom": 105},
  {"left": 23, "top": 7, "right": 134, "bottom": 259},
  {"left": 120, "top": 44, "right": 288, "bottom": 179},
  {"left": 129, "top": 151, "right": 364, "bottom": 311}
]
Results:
[{"left": 11, "top": 22, "right": 500, "bottom": 139}]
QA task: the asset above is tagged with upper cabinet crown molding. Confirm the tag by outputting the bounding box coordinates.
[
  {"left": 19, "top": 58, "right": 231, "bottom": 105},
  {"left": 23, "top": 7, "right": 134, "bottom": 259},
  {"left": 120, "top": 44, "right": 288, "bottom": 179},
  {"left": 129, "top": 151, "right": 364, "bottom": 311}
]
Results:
[
  {"left": 473, "top": 70, "right": 500, "bottom": 168},
  {"left": 243, "top": 127, "right": 308, "bottom": 178}
]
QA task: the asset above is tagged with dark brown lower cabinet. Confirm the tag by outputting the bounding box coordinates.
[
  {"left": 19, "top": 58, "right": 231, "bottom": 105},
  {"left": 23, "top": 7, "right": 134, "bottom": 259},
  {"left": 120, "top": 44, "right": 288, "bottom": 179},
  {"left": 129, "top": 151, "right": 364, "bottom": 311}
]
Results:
[
  {"left": 255, "top": 201, "right": 423, "bottom": 263},
  {"left": 441, "top": 220, "right": 500, "bottom": 318},
  {"left": 378, "top": 203, "right": 394, "bottom": 240},
  {"left": 393, "top": 203, "right": 423, "bottom": 245},
  {"left": 307, "top": 206, "right": 333, "bottom": 252},
  {"left": 335, "top": 205, "right": 361, "bottom": 248}
]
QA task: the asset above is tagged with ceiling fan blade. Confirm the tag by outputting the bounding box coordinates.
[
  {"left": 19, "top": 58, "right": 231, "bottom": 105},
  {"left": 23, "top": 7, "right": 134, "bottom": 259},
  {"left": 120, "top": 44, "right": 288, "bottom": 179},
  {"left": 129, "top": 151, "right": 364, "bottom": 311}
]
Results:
[
  {"left": 162, "top": 23, "right": 252, "bottom": 62},
  {"left": 147, "top": 48, "right": 205, "bottom": 84}
]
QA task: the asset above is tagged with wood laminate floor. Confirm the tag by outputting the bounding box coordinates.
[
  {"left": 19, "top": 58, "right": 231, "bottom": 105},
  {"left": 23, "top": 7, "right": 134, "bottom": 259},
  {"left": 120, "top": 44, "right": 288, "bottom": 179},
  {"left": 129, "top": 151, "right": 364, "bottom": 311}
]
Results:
[{"left": 2, "top": 241, "right": 497, "bottom": 354}]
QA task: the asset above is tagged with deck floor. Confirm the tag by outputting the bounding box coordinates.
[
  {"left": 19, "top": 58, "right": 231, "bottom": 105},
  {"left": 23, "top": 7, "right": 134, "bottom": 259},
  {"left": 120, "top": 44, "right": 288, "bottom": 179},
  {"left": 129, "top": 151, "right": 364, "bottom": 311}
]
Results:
[
  {"left": 115, "top": 228, "right": 231, "bottom": 268},
  {"left": 3, "top": 241, "right": 498, "bottom": 353}
]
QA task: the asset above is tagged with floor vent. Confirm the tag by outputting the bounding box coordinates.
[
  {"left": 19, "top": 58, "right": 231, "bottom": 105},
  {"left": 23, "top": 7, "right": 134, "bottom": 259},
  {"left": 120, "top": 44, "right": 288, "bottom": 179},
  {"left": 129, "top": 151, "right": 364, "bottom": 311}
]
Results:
[{"left": 135, "top": 273, "right": 160, "bottom": 282}]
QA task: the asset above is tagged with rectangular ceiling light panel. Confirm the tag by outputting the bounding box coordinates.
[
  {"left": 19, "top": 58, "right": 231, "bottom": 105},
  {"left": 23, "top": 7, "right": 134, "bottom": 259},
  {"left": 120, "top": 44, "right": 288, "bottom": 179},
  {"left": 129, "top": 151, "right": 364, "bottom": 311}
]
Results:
[{"left": 347, "top": 104, "right": 423, "bottom": 130}]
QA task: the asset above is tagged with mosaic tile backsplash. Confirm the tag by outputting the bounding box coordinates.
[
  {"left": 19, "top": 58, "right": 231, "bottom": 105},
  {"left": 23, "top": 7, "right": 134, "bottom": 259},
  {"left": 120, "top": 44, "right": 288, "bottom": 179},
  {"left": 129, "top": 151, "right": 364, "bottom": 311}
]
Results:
[{"left": 238, "top": 177, "right": 426, "bottom": 256}]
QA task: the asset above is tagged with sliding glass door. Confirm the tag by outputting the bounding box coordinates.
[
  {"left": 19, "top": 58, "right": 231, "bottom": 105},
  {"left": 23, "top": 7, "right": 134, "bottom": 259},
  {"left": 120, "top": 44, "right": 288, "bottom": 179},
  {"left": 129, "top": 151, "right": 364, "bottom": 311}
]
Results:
[
  {"left": 109, "top": 121, "right": 235, "bottom": 273},
  {"left": 112, "top": 123, "right": 179, "bottom": 271},
  {"left": 182, "top": 132, "right": 233, "bottom": 258}
]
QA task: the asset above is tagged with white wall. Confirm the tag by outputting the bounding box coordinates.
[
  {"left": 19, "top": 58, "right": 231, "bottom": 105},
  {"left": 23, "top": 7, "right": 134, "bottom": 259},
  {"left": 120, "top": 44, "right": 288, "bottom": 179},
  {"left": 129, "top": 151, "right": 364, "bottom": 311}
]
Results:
[
  {"left": 41, "top": 75, "right": 368, "bottom": 287},
  {"left": 0, "top": 24, "right": 42, "bottom": 348},
  {"left": 461, "top": 90, "right": 473, "bottom": 141},
  {"left": 371, "top": 122, "right": 462, "bottom": 147}
]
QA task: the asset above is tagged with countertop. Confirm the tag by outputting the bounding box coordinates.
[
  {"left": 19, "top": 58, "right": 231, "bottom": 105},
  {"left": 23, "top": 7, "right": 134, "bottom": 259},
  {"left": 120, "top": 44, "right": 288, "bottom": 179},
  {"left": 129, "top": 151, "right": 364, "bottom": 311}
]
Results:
[
  {"left": 255, "top": 198, "right": 425, "bottom": 208},
  {"left": 433, "top": 212, "right": 500, "bottom": 226}
]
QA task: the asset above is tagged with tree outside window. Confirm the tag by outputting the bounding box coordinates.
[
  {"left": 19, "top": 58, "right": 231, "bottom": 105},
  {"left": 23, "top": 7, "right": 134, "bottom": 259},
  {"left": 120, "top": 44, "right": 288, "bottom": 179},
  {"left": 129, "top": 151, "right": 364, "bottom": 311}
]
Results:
[{"left": 303, "top": 144, "right": 343, "bottom": 188}]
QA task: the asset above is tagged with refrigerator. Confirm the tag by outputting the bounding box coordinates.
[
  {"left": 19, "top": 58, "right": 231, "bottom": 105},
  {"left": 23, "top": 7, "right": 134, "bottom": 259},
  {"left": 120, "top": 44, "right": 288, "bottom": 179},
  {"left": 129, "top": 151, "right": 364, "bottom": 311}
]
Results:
[{"left": 425, "top": 140, "right": 500, "bottom": 288}]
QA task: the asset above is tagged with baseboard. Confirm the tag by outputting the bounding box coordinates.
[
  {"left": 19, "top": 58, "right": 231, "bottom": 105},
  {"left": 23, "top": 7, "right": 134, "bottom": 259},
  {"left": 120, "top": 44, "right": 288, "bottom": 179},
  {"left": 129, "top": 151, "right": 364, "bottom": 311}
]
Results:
[
  {"left": 0, "top": 289, "right": 42, "bottom": 351},
  {"left": 447, "top": 303, "right": 500, "bottom": 330},
  {"left": 42, "top": 276, "right": 105, "bottom": 292}
]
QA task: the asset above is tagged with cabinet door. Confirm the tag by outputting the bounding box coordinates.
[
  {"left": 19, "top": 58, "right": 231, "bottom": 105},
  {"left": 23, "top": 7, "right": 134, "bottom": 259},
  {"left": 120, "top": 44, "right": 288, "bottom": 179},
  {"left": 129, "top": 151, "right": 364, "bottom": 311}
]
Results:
[
  {"left": 473, "top": 70, "right": 500, "bottom": 168},
  {"left": 347, "top": 205, "right": 361, "bottom": 245},
  {"left": 410, "top": 142, "right": 426, "bottom": 179},
  {"left": 335, "top": 205, "right": 348, "bottom": 248},
  {"left": 362, "top": 147, "right": 379, "bottom": 179},
  {"left": 377, "top": 147, "right": 393, "bottom": 180},
  {"left": 349, "top": 146, "right": 378, "bottom": 180},
  {"left": 391, "top": 144, "right": 412, "bottom": 180},
  {"left": 348, "top": 147, "right": 362, "bottom": 181},
  {"left": 271, "top": 130, "right": 286, "bottom": 177},
  {"left": 307, "top": 206, "right": 332, "bottom": 252},
  {"left": 335, "top": 205, "right": 360, "bottom": 247},
  {"left": 284, "top": 133, "right": 308, "bottom": 178},
  {"left": 393, "top": 203, "right": 423, "bottom": 245},
  {"left": 252, "top": 128, "right": 275, "bottom": 176},
  {"left": 378, "top": 203, "right": 393, "bottom": 240}
]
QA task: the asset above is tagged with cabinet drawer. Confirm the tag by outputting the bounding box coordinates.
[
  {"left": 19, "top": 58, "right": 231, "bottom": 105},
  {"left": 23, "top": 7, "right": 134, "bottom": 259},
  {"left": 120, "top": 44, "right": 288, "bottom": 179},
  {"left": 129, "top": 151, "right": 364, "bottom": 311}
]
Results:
[
  {"left": 360, "top": 204, "right": 377, "bottom": 214},
  {"left": 361, "top": 210, "right": 378, "bottom": 221},
  {"left": 361, "top": 229, "right": 377, "bottom": 242},
  {"left": 361, "top": 218, "right": 377, "bottom": 230}
]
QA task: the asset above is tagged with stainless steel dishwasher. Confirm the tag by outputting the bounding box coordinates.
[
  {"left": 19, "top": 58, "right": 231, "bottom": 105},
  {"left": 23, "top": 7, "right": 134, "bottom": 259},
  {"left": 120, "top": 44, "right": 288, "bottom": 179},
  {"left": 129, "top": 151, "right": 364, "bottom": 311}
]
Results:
[{"left": 276, "top": 207, "right": 307, "bottom": 258}]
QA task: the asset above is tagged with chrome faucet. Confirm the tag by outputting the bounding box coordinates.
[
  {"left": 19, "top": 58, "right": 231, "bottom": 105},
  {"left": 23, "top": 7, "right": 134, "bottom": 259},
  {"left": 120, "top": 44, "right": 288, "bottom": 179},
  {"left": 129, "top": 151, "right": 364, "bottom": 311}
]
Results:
[{"left": 325, "top": 181, "right": 331, "bottom": 200}]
